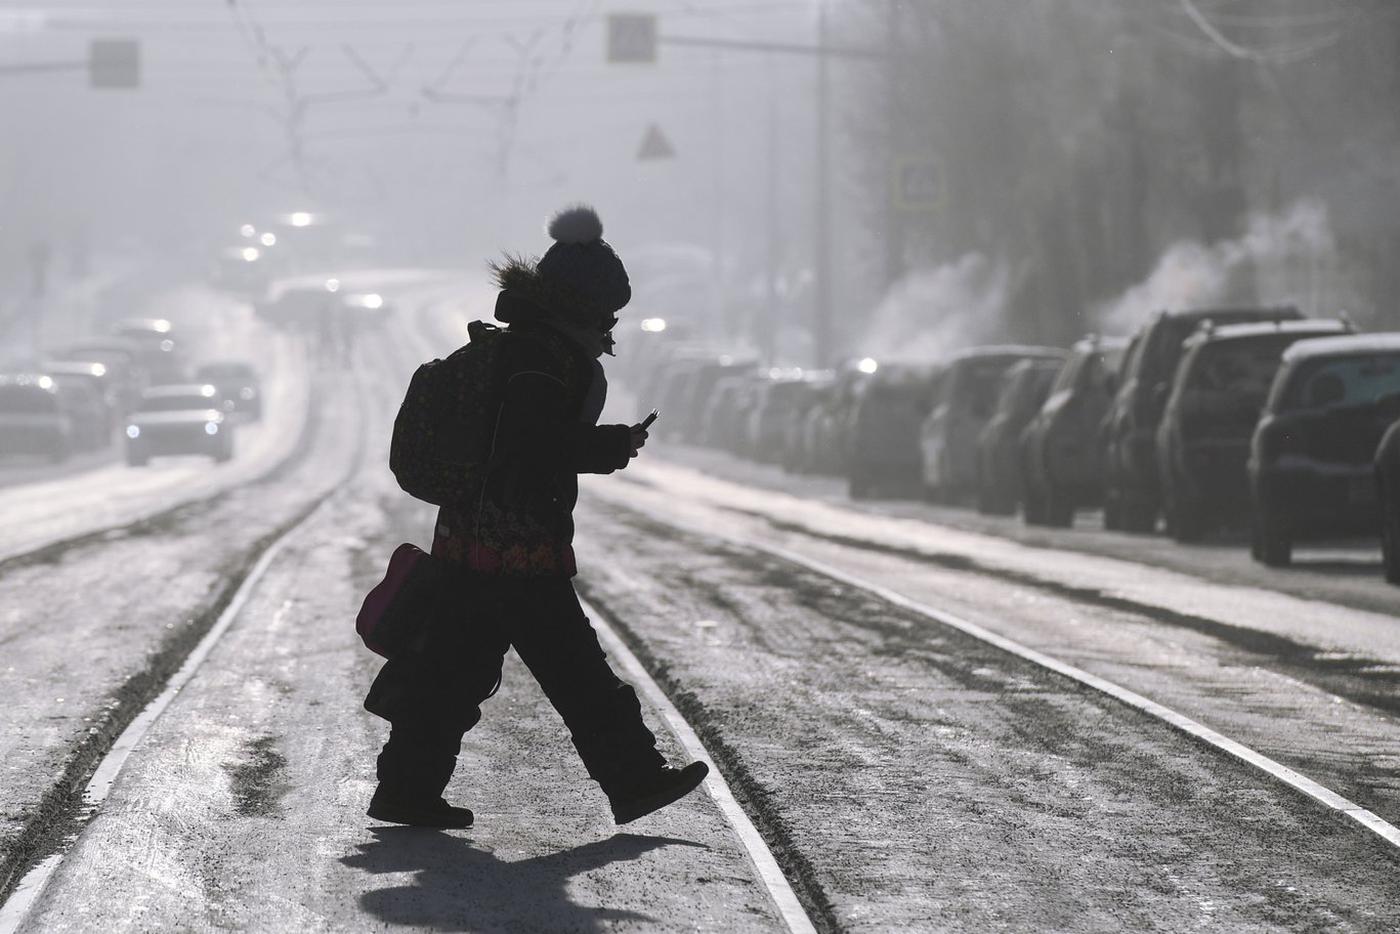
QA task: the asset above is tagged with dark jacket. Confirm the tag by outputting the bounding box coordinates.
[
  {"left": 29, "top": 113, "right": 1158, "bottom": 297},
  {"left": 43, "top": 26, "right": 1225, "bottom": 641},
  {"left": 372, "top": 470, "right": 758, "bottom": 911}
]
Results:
[{"left": 431, "top": 297, "right": 631, "bottom": 578}]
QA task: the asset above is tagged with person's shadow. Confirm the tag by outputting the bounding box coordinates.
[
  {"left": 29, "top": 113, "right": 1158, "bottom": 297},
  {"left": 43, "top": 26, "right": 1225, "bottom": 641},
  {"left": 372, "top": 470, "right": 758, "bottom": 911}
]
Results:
[{"left": 341, "top": 827, "right": 708, "bottom": 932}]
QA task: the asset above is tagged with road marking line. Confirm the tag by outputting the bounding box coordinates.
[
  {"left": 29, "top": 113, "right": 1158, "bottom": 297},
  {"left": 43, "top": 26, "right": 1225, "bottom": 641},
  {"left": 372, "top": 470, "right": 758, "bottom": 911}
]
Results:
[
  {"left": 580, "top": 596, "right": 819, "bottom": 934},
  {"left": 747, "top": 540, "right": 1400, "bottom": 852},
  {"left": 0, "top": 500, "right": 327, "bottom": 934}
]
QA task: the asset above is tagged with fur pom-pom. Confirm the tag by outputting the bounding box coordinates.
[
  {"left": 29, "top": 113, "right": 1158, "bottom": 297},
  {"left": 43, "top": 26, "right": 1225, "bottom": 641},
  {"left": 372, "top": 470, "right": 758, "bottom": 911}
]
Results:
[{"left": 547, "top": 204, "right": 604, "bottom": 244}]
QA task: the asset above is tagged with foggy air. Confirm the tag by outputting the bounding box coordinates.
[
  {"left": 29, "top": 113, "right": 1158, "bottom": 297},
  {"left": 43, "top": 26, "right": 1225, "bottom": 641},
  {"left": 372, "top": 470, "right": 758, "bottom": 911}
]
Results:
[{"left": 2, "top": 2, "right": 1400, "bottom": 932}]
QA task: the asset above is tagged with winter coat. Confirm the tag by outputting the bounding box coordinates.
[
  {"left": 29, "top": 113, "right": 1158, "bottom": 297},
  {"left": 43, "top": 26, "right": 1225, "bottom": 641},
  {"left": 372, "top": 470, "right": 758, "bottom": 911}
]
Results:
[{"left": 430, "top": 293, "right": 632, "bottom": 578}]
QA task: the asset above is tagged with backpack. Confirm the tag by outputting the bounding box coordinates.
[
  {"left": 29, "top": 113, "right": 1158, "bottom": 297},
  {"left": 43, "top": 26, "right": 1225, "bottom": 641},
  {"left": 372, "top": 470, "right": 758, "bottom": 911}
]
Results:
[{"left": 389, "top": 320, "right": 507, "bottom": 505}]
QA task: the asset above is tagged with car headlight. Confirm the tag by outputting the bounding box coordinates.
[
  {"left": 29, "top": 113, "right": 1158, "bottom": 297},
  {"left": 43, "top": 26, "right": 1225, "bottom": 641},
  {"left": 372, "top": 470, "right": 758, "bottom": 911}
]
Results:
[
  {"left": 125, "top": 425, "right": 140, "bottom": 439},
  {"left": 205, "top": 422, "right": 219, "bottom": 435}
]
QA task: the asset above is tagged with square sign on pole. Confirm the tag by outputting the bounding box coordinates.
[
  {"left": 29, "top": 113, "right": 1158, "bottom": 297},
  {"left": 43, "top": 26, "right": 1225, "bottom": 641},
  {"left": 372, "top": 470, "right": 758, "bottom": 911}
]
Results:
[
  {"left": 891, "top": 157, "right": 945, "bottom": 212},
  {"left": 89, "top": 38, "right": 140, "bottom": 89},
  {"left": 607, "top": 13, "right": 657, "bottom": 64}
]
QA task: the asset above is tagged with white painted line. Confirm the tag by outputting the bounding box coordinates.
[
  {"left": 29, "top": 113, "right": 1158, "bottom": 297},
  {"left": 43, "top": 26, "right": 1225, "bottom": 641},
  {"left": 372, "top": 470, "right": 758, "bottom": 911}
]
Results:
[
  {"left": 580, "top": 596, "right": 819, "bottom": 934},
  {"left": 749, "top": 540, "right": 1400, "bottom": 854},
  {"left": 0, "top": 501, "right": 327, "bottom": 934}
]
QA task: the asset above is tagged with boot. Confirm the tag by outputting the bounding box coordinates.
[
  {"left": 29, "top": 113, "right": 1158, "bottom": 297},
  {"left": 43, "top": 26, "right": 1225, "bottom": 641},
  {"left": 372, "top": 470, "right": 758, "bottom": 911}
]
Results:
[
  {"left": 367, "top": 784, "right": 474, "bottom": 829},
  {"left": 608, "top": 761, "right": 710, "bottom": 825}
]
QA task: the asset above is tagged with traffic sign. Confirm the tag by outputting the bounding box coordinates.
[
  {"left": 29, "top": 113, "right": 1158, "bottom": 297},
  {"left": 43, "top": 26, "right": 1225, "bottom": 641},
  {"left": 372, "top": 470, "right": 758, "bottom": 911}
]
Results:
[
  {"left": 891, "top": 157, "right": 944, "bottom": 211},
  {"left": 89, "top": 39, "right": 140, "bottom": 89},
  {"left": 607, "top": 13, "right": 657, "bottom": 64},
  {"left": 636, "top": 123, "right": 675, "bottom": 161}
]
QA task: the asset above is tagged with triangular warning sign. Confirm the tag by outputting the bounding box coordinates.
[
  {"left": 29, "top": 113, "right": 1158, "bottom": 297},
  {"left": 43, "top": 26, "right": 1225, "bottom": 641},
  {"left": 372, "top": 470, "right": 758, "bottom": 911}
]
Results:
[{"left": 636, "top": 124, "right": 675, "bottom": 161}]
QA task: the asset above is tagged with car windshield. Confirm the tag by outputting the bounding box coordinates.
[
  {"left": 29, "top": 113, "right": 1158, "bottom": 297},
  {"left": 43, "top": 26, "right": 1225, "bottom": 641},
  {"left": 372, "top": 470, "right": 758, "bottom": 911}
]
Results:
[
  {"left": 0, "top": 386, "right": 59, "bottom": 414},
  {"left": 1281, "top": 353, "right": 1400, "bottom": 411},
  {"left": 140, "top": 395, "right": 214, "bottom": 413},
  {"left": 1188, "top": 336, "right": 1295, "bottom": 401}
]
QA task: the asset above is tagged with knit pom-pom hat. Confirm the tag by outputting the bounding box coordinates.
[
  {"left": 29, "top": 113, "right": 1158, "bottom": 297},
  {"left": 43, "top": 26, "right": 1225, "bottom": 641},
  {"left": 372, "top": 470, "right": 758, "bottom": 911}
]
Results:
[
  {"left": 536, "top": 205, "right": 631, "bottom": 316},
  {"left": 491, "top": 204, "right": 630, "bottom": 327}
]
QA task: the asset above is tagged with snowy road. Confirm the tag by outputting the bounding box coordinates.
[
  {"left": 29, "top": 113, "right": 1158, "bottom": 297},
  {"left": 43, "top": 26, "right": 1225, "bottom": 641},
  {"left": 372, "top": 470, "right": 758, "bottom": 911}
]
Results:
[{"left": 2, "top": 274, "right": 1398, "bottom": 932}]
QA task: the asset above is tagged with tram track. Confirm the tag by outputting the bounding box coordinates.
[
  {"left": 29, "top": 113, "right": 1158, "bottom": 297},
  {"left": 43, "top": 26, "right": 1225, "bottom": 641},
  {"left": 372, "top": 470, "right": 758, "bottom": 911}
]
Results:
[{"left": 0, "top": 308, "right": 425, "bottom": 910}]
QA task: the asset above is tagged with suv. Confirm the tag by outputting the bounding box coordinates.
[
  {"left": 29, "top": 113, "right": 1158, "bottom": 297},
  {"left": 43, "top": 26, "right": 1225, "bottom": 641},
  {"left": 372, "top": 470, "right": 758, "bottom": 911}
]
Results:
[
  {"left": 849, "top": 365, "right": 941, "bottom": 499},
  {"left": 1021, "top": 335, "right": 1129, "bottom": 527},
  {"left": 1102, "top": 306, "right": 1303, "bottom": 531},
  {"left": 918, "top": 346, "right": 1064, "bottom": 503},
  {"left": 1156, "top": 319, "right": 1352, "bottom": 542},
  {"left": 1248, "top": 333, "right": 1400, "bottom": 566},
  {"left": 975, "top": 357, "right": 1065, "bottom": 515}
]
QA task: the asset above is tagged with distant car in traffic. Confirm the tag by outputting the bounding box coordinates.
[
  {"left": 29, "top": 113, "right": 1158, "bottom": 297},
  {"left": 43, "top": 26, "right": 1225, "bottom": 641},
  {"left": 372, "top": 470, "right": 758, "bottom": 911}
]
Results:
[
  {"left": 1248, "top": 333, "right": 1400, "bottom": 566},
  {"left": 52, "top": 339, "right": 145, "bottom": 410},
  {"left": 40, "top": 360, "right": 119, "bottom": 441},
  {"left": 918, "top": 346, "right": 1065, "bottom": 503},
  {"left": 125, "top": 383, "right": 234, "bottom": 467},
  {"left": 195, "top": 361, "right": 263, "bottom": 422},
  {"left": 1156, "top": 318, "right": 1353, "bottom": 542},
  {"left": 1376, "top": 417, "right": 1400, "bottom": 585},
  {"left": 110, "top": 317, "right": 183, "bottom": 382},
  {"left": 1101, "top": 306, "right": 1305, "bottom": 532},
  {"left": 1020, "top": 335, "right": 1129, "bottom": 527},
  {"left": 0, "top": 374, "right": 73, "bottom": 463},
  {"left": 975, "top": 357, "right": 1064, "bottom": 515}
]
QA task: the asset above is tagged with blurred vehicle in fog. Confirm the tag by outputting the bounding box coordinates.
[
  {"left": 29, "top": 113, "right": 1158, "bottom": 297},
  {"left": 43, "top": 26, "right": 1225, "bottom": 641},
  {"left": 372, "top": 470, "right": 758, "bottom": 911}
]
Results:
[
  {"left": 210, "top": 246, "right": 272, "bottom": 297},
  {"left": 195, "top": 361, "right": 263, "bottom": 422},
  {"left": 1102, "top": 306, "right": 1303, "bottom": 532},
  {"left": 40, "top": 360, "right": 119, "bottom": 441},
  {"left": 124, "top": 383, "right": 234, "bottom": 467},
  {"left": 257, "top": 285, "right": 337, "bottom": 332},
  {"left": 1156, "top": 319, "right": 1352, "bottom": 542},
  {"left": 661, "top": 356, "right": 756, "bottom": 446},
  {"left": 1377, "top": 417, "right": 1400, "bottom": 585},
  {"left": 697, "top": 371, "right": 757, "bottom": 451},
  {"left": 1248, "top": 333, "right": 1400, "bottom": 566},
  {"left": 919, "top": 346, "right": 1065, "bottom": 504},
  {"left": 0, "top": 374, "right": 73, "bottom": 463},
  {"left": 802, "top": 367, "right": 873, "bottom": 478},
  {"left": 343, "top": 292, "right": 393, "bottom": 331},
  {"left": 780, "top": 374, "right": 837, "bottom": 474},
  {"left": 1021, "top": 335, "right": 1128, "bottom": 528},
  {"left": 850, "top": 364, "right": 940, "bottom": 500},
  {"left": 111, "top": 317, "right": 184, "bottom": 383},
  {"left": 52, "top": 339, "right": 145, "bottom": 410},
  {"left": 744, "top": 369, "right": 811, "bottom": 465},
  {"left": 975, "top": 355, "right": 1065, "bottom": 515}
]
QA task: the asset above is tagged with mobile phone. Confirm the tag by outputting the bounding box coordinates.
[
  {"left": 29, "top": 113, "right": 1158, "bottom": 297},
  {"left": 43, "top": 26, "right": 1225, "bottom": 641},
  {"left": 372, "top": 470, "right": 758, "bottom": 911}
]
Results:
[{"left": 640, "top": 409, "right": 659, "bottom": 430}]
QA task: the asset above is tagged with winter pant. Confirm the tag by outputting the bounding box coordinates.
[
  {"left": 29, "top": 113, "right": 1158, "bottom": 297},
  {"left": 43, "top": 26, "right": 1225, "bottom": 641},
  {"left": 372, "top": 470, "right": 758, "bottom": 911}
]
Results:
[{"left": 365, "top": 575, "right": 663, "bottom": 802}]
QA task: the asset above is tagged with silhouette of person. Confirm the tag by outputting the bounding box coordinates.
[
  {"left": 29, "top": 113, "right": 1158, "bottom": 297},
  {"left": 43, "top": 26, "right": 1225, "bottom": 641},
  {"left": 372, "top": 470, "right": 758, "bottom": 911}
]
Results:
[{"left": 365, "top": 205, "right": 708, "bottom": 829}]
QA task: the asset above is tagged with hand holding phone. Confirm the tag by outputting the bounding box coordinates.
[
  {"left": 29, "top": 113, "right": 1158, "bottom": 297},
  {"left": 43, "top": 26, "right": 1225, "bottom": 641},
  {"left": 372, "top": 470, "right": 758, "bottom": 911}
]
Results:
[{"left": 639, "top": 409, "right": 659, "bottom": 430}]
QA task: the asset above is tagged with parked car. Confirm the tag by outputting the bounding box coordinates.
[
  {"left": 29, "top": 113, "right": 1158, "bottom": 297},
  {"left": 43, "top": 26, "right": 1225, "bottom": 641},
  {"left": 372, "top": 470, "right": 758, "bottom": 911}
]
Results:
[
  {"left": 805, "top": 368, "right": 873, "bottom": 477},
  {"left": 1021, "top": 335, "right": 1129, "bottom": 527},
  {"left": 975, "top": 357, "right": 1065, "bottom": 515},
  {"left": 849, "top": 365, "right": 941, "bottom": 499},
  {"left": 782, "top": 377, "right": 836, "bottom": 474},
  {"left": 125, "top": 384, "right": 234, "bottom": 466},
  {"left": 1156, "top": 319, "right": 1352, "bottom": 542},
  {"left": 919, "top": 346, "right": 1064, "bottom": 503},
  {"left": 195, "top": 361, "right": 263, "bottom": 422},
  {"left": 745, "top": 370, "right": 811, "bottom": 465},
  {"left": 1102, "top": 305, "right": 1303, "bottom": 532},
  {"left": 1248, "top": 333, "right": 1400, "bottom": 566},
  {"left": 0, "top": 375, "right": 73, "bottom": 462},
  {"left": 1376, "top": 418, "right": 1400, "bottom": 585}
]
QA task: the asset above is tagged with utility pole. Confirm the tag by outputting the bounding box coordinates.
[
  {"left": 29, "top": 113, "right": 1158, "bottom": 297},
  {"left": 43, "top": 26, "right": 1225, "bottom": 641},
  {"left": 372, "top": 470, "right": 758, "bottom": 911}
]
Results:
[
  {"left": 813, "top": 0, "right": 833, "bottom": 367},
  {"left": 883, "top": 0, "right": 906, "bottom": 287},
  {"left": 763, "top": 63, "right": 779, "bottom": 365}
]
